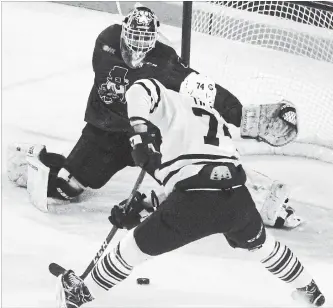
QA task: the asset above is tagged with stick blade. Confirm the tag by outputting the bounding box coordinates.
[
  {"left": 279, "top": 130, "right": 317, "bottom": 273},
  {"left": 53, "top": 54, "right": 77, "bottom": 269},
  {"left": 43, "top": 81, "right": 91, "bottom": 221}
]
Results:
[{"left": 49, "top": 263, "right": 66, "bottom": 277}]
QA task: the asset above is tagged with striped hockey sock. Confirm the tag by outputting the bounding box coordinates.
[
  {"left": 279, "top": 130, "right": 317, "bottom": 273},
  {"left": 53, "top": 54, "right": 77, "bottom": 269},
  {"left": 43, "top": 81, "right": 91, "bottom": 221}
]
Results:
[
  {"left": 260, "top": 241, "right": 311, "bottom": 288},
  {"left": 91, "top": 243, "right": 133, "bottom": 291}
]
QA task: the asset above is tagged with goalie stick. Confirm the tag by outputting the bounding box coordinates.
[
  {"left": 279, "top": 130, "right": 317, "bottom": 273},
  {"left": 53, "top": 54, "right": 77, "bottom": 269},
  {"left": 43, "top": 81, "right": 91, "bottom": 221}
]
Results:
[{"left": 48, "top": 169, "right": 146, "bottom": 279}]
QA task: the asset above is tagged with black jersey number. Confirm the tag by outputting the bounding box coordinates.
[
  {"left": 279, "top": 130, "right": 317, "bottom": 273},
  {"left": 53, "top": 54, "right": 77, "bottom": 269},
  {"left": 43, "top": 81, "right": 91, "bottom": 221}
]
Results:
[
  {"left": 192, "top": 107, "right": 231, "bottom": 146},
  {"left": 192, "top": 107, "right": 219, "bottom": 146}
]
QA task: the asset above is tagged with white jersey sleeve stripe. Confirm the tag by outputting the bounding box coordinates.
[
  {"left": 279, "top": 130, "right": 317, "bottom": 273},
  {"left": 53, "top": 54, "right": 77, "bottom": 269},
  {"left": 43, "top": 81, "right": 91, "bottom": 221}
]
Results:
[
  {"left": 133, "top": 79, "right": 160, "bottom": 113},
  {"left": 135, "top": 81, "right": 152, "bottom": 99},
  {"left": 148, "top": 78, "right": 161, "bottom": 113}
]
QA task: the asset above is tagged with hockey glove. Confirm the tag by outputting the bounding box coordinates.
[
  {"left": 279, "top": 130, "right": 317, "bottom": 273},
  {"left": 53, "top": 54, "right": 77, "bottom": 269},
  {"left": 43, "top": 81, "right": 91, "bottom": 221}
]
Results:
[
  {"left": 240, "top": 100, "right": 298, "bottom": 146},
  {"left": 130, "top": 133, "right": 162, "bottom": 176},
  {"left": 108, "top": 191, "right": 159, "bottom": 230}
]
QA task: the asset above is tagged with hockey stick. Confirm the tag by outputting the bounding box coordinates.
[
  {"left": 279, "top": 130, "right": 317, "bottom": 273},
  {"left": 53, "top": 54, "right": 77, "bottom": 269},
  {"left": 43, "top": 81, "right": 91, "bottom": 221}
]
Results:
[{"left": 48, "top": 169, "right": 146, "bottom": 279}]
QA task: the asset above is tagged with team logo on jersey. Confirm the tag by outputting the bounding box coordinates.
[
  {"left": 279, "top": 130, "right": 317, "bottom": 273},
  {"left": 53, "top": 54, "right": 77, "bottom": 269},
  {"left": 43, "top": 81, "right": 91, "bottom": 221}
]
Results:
[
  {"left": 102, "top": 44, "right": 116, "bottom": 55},
  {"left": 98, "top": 66, "right": 129, "bottom": 104}
]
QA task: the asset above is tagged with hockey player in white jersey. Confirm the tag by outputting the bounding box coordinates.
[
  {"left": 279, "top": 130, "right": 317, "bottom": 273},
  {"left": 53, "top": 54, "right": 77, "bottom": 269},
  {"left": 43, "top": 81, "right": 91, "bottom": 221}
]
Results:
[
  {"left": 56, "top": 78, "right": 324, "bottom": 308},
  {"left": 179, "top": 73, "right": 303, "bottom": 229}
]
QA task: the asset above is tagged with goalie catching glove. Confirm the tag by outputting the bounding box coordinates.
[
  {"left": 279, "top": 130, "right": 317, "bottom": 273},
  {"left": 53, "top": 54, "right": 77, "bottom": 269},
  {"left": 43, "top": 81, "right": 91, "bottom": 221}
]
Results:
[
  {"left": 108, "top": 190, "right": 159, "bottom": 230},
  {"left": 240, "top": 100, "right": 298, "bottom": 146}
]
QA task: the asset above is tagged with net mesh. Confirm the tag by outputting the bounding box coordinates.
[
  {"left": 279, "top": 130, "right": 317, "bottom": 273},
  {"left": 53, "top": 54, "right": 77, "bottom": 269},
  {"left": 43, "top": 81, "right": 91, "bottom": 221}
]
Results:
[
  {"left": 189, "top": 1, "right": 333, "bottom": 162},
  {"left": 192, "top": 1, "right": 333, "bottom": 62}
]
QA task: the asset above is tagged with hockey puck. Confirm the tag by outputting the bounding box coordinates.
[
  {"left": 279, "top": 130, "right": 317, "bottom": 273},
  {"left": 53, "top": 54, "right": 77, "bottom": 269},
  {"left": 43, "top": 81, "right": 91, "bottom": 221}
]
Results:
[{"left": 137, "top": 277, "right": 150, "bottom": 285}]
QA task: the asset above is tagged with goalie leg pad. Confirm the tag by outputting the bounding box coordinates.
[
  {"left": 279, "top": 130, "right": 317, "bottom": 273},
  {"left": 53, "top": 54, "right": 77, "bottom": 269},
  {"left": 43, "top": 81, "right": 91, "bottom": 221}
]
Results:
[
  {"left": 255, "top": 180, "right": 289, "bottom": 227},
  {"left": 26, "top": 146, "right": 70, "bottom": 211},
  {"left": 7, "top": 143, "right": 81, "bottom": 210},
  {"left": 245, "top": 168, "right": 294, "bottom": 228},
  {"left": 27, "top": 151, "right": 51, "bottom": 212},
  {"left": 7, "top": 143, "right": 46, "bottom": 187}
]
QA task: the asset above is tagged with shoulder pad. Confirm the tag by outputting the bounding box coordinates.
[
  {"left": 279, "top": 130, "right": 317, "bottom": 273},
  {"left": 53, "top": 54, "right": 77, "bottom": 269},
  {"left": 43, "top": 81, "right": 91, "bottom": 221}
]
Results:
[
  {"left": 98, "top": 24, "right": 121, "bottom": 42},
  {"left": 150, "top": 41, "right": 177, "bottom": 61}
]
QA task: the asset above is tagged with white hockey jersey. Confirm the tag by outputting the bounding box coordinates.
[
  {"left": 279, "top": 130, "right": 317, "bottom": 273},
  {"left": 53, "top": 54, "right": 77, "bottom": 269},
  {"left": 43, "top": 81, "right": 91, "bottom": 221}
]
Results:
[{"left": 126, "top": 79, "right": 241, "bottom": 194}]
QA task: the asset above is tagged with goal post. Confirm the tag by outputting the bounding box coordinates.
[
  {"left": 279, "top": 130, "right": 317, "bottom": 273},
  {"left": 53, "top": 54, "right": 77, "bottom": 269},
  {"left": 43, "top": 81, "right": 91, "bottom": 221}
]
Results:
[
  {"left": 181, "top": 1, "right": 193, "bottom": 66},
  {"left": 181, "top": 1, "right": 333, "bottom": 163}
]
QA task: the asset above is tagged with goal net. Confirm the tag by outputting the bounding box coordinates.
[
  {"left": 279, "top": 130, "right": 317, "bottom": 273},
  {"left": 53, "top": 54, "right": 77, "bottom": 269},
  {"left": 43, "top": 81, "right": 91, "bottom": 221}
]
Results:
[{"left": 184, "top": 1, "right": 333, "bottom": 163}]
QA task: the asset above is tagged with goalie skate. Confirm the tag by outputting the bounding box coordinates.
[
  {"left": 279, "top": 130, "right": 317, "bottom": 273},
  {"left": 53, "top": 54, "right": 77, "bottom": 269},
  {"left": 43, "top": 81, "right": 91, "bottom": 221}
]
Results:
[
  {"left": 56, "top": 270, "right": 94, "bottom": 308},
  {"left": 292, "top": 280, "right": 325, "bottom": 307}
]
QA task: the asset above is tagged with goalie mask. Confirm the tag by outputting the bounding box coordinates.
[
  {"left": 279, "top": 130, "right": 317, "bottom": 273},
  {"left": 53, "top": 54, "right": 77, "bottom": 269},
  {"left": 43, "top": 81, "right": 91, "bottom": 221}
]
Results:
[
  {"left": 180, "top": 73, "right": 217, "bottom": 107},
  {"left": 121, "top": 6, "right": 160, "bottom": 69}
]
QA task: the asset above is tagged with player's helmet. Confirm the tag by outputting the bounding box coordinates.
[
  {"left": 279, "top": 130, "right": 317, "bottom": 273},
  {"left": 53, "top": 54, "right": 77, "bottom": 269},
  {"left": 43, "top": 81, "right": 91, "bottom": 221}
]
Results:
[
  {"left": 180, "top": 72, "right": 217, "bottom": 107},
  {"left": 121, "top": 6, "right": 160, "bottom": 69}
]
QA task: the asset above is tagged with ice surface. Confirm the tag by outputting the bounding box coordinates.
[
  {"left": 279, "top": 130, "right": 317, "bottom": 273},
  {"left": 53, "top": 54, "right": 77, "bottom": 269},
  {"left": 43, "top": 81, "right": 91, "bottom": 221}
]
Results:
[{"left": 2, "top": 2, "right": 333, "bottom": 307}]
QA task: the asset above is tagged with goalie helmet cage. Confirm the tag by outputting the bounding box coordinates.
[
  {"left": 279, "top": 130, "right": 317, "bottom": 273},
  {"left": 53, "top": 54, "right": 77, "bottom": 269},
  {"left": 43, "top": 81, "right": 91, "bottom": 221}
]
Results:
[{"left": 181, "top": 1, "right": 333, "bottom": 163}]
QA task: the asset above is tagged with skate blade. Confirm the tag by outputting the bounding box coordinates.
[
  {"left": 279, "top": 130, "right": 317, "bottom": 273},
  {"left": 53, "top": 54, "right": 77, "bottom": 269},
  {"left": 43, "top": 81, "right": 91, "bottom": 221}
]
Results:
[
  {"left": 292, "top": 290, "right": 316, "bottom": 307},
  {"left": 313, "top": 294, "right": 325, "bottom": 307}
]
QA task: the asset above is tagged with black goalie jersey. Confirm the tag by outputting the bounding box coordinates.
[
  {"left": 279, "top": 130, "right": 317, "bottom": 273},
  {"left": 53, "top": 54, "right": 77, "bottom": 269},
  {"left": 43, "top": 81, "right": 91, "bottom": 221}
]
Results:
[{"left": 84, "top": 24, "right": 242, "bottom": 133}]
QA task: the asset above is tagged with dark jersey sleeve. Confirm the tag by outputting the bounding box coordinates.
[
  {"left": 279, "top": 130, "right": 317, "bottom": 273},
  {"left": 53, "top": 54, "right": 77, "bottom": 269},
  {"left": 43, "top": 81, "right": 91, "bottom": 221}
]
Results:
[
  {"left": 146, "top": 41, "right": 193, "bottom": 92},
  {"left": 92, "top": 30, "right": 104, "bottom": 70},
  {"left": 92, "top": 25, "right": 121, "bottom": 72},
  {"left": 177, "top": 57, "right": 243, "bottom": 127},
  {"left": 178, "top": 61, "right": 243, "bottom": 127},
  {"left": 214, "top": 84, "right": 242, "bottom": 127},
  {"left": 150, "top": 42, "right": 243, "bottom": 127}
]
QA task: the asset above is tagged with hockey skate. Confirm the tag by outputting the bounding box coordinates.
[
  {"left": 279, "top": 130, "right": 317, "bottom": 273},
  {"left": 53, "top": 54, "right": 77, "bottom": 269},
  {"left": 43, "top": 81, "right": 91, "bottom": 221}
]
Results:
[
  {"left": 292, "top": 280, "right": 325, "bottom": 307},
  {"left": 56, "top": 270, "right": 94, "bottom": 308}
]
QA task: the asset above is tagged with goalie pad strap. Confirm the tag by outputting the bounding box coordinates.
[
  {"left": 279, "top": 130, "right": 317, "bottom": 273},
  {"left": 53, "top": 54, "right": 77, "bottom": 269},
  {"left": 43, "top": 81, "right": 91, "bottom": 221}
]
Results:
[{"left": 7, "top": 144, "right": 46, "bottom": 188}]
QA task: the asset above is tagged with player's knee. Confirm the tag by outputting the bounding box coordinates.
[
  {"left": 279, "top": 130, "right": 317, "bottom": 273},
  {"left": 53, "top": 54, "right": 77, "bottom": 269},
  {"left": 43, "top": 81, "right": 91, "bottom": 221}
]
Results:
[
  {"left": 250, "top": 231, "right": 277, "bottom": 261},
  {"left": 118, "top": 229, "right": 152, "bottom": 267},
  {"left": 49, "top": 168, "right": 85, "bottom": 200},
  {"left": 246, "top": 221, "right": 266, "bottom": 251},
  {"left": 225, "top": 218, "right": 266, "bottom": 251}
]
